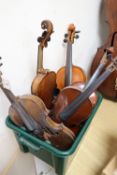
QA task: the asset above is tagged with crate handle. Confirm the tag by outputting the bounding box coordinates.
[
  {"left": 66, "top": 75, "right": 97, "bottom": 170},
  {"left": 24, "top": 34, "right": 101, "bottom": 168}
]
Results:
[{"left": 19, "top": 137, "right": 41, "bottom": 151}]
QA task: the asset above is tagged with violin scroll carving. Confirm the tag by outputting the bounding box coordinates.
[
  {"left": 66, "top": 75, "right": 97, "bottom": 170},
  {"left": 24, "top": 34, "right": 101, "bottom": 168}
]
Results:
[{"left": 37, "top": 20, "right": 54, "bottom": 48}]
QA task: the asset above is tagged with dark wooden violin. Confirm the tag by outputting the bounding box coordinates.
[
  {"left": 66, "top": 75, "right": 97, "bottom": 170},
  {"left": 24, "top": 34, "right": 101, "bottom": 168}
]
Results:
[
  {"left": 56, "top": 24, "right": 86, "bottom": 90},
  {"left": 51, "top": 57, "right": 117, "bottom": 135},
  {"left": 31, "top": 20, "right": 56, "bottom": 109},
  {"left": 0, "top": 63, "right": 74, "bottom": 150},
  {"left": 90, "top": 0, "right": 117, "bottom": 101}
]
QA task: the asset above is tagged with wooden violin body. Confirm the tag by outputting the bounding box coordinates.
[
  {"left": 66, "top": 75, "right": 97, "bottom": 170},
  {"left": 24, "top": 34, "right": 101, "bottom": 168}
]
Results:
[
  {"left": 56, "top": 65, "right": 86, "bottom": 90},
  {"left": 31, "top": 20, "right": 56, "bottom": 109},
  {"left": 56, "top": 24, "right": 86, "bottom": 90},
  {"left": 9, "top": 94, "right": 74, "bottom": 150},
  {"left": 31, "top": 70, "right": 56, "bottom": 109},
  {"left": 51, "top": 84, "right": 95, "bottom": 135},
  {"left": 90, "top": 0, "right": 117, "bottom": 101},
  {"left": 9, "top": 95, "right": 49, "bottom": 127}
]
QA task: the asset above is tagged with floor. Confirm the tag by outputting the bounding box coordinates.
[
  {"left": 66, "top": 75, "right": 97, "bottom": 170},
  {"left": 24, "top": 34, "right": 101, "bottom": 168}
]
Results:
[{"left": 2, "top": 98, "right": 117, "bottom": 175}]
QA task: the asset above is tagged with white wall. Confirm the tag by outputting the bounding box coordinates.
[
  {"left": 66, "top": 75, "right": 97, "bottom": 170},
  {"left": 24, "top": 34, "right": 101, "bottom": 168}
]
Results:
[{"left": 0, "top": 0, "right": 108, "bottom": 173}]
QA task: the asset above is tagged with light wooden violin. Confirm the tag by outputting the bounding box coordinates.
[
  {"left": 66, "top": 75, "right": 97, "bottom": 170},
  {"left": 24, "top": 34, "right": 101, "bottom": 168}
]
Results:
[
  {"left": 31, "top": 20, "right": 56, "bottom": 109},
  {"left": 0, "top": 61, "right": 74, "bottom": 150},
  {"left": 56, "top": 24, "right": 86, "bottom": 90}
]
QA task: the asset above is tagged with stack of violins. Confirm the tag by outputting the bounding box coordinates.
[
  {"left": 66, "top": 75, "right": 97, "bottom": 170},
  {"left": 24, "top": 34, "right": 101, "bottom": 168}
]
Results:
[{"left": 0, "top": 0, "right": 117, "bottom": 151}]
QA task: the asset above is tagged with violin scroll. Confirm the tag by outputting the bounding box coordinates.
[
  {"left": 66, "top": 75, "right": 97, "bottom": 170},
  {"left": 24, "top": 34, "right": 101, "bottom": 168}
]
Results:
[{"left": 37, "top": 20, "right": 54, "bottom": 48}]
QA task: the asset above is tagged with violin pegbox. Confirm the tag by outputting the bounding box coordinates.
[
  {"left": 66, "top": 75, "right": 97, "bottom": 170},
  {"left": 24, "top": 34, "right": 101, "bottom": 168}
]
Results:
[
  {"left": 37, "top": 20, "right": 54, "bottom": 48},
  {"left": 64, "top": 24, "right": 80, "bottom": 43}
]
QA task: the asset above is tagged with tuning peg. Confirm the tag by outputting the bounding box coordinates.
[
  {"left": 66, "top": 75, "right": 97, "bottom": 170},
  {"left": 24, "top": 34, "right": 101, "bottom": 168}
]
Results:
[
  {"left": 75, "top": 35, "right": 79, "bottom": 39},
  {"left": 42, "top": 31, "right": 47, "bottom": 37},
  {"left": 63, "top": 39, "right": 68, "bottom": 43},
  {"left": 64, "top": 33, "right": 68, "bottom": 38},
  {"left": 37, "top": 37, "right": 42, "bottom": 43},
  {"left": 75, "top": 31, "right": 80, "bottom": 33}
]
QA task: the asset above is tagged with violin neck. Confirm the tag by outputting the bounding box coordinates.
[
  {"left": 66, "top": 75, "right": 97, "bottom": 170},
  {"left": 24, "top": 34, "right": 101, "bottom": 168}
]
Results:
[
  {"left": 84, "top": 63, "right": 104, "bottom": 90},
  {"left": 0, "top": 85, "right": 39, "bottom": 131},
  {"left": 0, "top": 86, "right": 16, "bottom": 104},
  {"left": 37, "top": 45, "right": 44, "bottom": 74},
  {"left": 65, "top": 42, "right": 72, "bottom": 86},
  {"left": 61, "top": 57, "right": 117, "bottom": 120},
  {"left": 84, "top": 52, "right": 108, "bottom": 90}
]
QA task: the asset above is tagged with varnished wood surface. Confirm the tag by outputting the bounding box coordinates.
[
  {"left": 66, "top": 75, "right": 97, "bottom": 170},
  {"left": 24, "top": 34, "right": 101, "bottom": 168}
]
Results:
[{"left": 3, "top": 99, "right": 117, "bottom": 175}]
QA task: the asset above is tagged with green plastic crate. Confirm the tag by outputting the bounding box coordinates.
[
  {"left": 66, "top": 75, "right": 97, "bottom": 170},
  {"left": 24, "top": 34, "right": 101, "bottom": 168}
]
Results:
[{"left": 5, "top": 92, "right": 102, "bottom": 175}]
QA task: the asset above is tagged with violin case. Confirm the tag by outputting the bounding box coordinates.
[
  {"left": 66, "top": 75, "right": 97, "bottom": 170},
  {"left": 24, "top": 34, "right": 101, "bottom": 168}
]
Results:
[{"left": 6, "top": 92, "right": 102, "bottom": 175}]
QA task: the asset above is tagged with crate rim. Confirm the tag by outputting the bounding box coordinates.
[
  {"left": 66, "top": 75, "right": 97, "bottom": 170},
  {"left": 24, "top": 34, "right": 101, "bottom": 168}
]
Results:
[{"left": 5, "top": 92, "right": 102, "bottom": 158}]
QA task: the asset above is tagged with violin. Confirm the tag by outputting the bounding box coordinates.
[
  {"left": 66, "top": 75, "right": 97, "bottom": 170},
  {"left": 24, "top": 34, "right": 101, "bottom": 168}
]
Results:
[
  {"left": 31, "top": 20, "right": 56, "bottom": 109},
  {"left": 0, "top": 67, "right": 74, "bottom": 150},
  {"left": 90, "top": 0, "right": 117, "bottom": 101},
  {"left": 56, "top": 24, "right": 86, "bottom": 90},
  {"left": 51, "top": 57, "right": 117, "bottom": 135}
]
